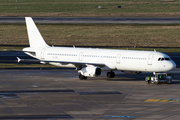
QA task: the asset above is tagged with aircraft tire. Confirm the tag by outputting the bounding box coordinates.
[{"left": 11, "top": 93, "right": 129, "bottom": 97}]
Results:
[
  {"left": 107, "top": 71, "right": 115, "bottom": 78},
  {"left": 111, "top": 72, "right": 115, "bottom": 78},
  {"left": 79, "top": 74, "right": 87, "bottom": 80},
  {"left": 107, "top": 72, "right": 111, "bottom": 78}
]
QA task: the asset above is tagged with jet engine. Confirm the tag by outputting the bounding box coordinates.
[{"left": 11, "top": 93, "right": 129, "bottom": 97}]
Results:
[{"left": 78, "top": 66, "right": 101, "bottom": 77}]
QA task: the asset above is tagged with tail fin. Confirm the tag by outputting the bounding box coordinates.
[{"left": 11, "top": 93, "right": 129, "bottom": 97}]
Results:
[{"left": 25, "top": 17, "right": 49, "bottom": 47}]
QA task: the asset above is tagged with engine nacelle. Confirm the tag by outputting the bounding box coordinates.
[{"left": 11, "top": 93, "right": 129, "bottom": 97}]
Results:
[{"left": 78, "top": 66, "right": 101, "bottom": 77}]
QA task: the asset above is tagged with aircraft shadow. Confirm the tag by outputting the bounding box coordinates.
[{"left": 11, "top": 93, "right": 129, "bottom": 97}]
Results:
[{"left": 106, "top": 73, "right": 147, "bottom": 81}]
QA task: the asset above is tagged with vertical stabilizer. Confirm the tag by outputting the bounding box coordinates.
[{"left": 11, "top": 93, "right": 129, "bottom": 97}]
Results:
[{"left": 25, "top": 17, "right": 49, "bottom": 47}]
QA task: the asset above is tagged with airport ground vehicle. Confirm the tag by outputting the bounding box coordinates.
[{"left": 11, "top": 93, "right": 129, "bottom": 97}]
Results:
[{"left": 145, "top": 73, "right": 172, "bottom": 84}]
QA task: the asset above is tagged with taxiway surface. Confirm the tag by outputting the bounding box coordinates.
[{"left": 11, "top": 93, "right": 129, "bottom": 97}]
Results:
[{"left": 0, "top": 69, "right": 180, "bottom": 119}]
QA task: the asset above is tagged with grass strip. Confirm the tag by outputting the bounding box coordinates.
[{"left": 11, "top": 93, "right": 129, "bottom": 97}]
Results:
[
  {"left": 0, "top": 0, "right": 180, "bottom": 17},
  {"left": 0, "top": 24, "right": 180, "bottom": 49}
]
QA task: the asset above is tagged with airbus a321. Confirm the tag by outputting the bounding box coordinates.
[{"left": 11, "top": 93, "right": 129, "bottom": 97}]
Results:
[{"left": 18, "top": 17, "right": 176, "bottom": 80}]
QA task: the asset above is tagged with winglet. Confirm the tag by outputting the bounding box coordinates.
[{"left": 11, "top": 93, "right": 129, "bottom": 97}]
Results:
[{"left": 25, "top": 17, "right": 49, "bottom": 48}]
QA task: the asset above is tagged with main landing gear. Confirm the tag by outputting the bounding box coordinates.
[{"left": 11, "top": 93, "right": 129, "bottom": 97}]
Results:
[
  {"left": 79, "top": 71, "right": 115, "bottom": 80},
  {"left": 107, "top": 71, "right": 115, "bottom": 78},
  {"left": 79, "top": 73, "right": 87, "bottom": 80}
]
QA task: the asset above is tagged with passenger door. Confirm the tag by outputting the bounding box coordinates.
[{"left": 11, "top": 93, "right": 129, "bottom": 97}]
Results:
[
  {"left": 147, "top": 54, "right": 154, "bottom": 65},
  {"left": 41, "top": 48, "right": 46, "bottom": 59}
]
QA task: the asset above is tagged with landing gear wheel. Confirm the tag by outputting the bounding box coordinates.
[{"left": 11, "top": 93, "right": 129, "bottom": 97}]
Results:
[
  {"left": 107, "top": 72, "right": 111, "bottom": 78},
  {"left": 111, "top": 72, "right": 115, "bottom": 78},
  {"left": 107, "top": 71, "right": 115, "bottom": 78},
  {"left": 79, "top": 74, "right": 87, "bottom": 80}
]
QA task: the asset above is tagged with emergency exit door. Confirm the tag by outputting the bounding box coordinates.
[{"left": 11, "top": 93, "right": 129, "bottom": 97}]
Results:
[{"left": 79, "top": 52, "right": 83, "bottom": 61}]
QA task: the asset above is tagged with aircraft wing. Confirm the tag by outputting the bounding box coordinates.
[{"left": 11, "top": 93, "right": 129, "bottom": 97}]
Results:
[{"left": 16, "top": 57, "right": 106, "bottom": 68}]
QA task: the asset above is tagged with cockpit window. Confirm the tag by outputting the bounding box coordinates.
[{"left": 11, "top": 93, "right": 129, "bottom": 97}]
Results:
[
  {"left": 165, "top": 58, "right": 170, "bottom": 60},
  {"left": 158, "top": 57, "right": 170, "bottom": 61}
]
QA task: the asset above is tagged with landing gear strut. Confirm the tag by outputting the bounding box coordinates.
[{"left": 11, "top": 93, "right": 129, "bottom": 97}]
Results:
[
  {"left": 107, "top": 71, "right": 115, "bottom": 78},
  {"left": 79, "top": 73, "right": 87, "bottom": 80}
]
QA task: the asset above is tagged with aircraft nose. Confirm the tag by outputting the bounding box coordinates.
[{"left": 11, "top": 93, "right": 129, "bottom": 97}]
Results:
[
  {"left": 172, "top": 61, "right": 176, "bottom": 70},
  {"left": 169, "top": 61, "right": 176, "bottom": 70}
]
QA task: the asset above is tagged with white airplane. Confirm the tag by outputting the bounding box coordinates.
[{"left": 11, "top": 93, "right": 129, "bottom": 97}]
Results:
[{"left": 18, "top": 17, "right": 176, "bottom": 80}]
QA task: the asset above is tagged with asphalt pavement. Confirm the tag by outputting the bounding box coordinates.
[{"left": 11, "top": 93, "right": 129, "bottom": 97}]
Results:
[{"left": 0, "top": 69, "right": 180, "bottom": 119}]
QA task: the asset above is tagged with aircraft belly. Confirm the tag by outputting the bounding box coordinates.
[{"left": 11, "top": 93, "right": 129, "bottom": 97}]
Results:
[{"left": 49, "top": 62, "right": 75, "bottom": 68}]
